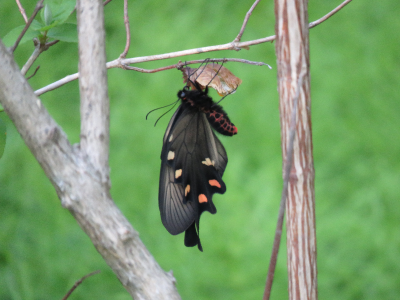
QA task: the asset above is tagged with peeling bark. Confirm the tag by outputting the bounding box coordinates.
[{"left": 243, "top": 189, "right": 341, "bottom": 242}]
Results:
[{"left": 274, "top": 0, "right": 318, "bottom": 299}]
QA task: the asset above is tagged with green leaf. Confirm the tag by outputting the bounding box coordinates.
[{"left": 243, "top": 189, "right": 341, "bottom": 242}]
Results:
[
  {"left": 36, "top": 21, "right": 60, "bottom": 32},
  {"left": 2, "top": 25, "right": 41, "bottom": 47},
  {"left": 52, "top": 0, "right": 76, "bottom": 24},
  {"left": 0, "top": 118, "right": 6, "bottom": 160},
  {"left": 47, "top": 23, "right": 77, "bottom": 43},
  {"left": 30, "top": 19, "right": 45, "bottom": 31},
  {"left": 43, "top": 4, "right": 53, "bottom": 26}
]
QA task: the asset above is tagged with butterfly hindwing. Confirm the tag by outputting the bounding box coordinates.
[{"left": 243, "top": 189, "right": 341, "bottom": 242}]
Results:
[{"left": 159, "top": 104, "right": 228, "bottom": 250}]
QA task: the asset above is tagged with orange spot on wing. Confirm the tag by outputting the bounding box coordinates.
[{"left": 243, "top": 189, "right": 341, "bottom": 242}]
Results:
[
  {"left": 209, "top": 179, "right": 221, "bottom": 188},
  {"left": 198, "top": 194, "right": 208, "bottom": 203}
]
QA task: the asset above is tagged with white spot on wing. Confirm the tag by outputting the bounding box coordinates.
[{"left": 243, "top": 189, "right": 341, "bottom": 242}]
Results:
[
  {"left": 167, "top": 151, "right": 175, "bottom": 160},
  {"left": 202, "top": 157, "right": 215, "bottom": 166},
  {"left": 169, "top": 134, "right": 173, "bottom": 142},
  {"left": 175, "top": 169, "right": 182, "bottom": 179}
]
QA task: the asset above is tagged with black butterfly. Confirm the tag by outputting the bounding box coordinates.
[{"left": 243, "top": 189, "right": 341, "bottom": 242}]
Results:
[{"left": 159, "top": 70, "right": 237, "bottom": 251}]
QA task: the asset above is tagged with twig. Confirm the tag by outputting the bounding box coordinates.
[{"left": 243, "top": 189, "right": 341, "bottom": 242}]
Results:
[
  {"left": 233, "top": 0, "right": 353, "bottom": 48},
  {"left": 35, "top": 58, "right": 267, "bottom": 95},
  {"left": 34, "top": 0, "right": 350, "bottom": 96},
  {"left": 21, "top": 39, "right": 40, "bottom": 75},
  {"left": 16, "top": 0, "right": 28, "bottom": 23},
  {"left": 26, "top": 65, "right": 40, "bottom": 79},
  {"left": 119, "top": 0, "right": 130, "bottom": 58},
  {"left": 35, "top": 73, "right": 80, "bottom": 95},
  {"left": 262, "top": 72, "right": 305, "bottom": 300},
  {"left": 123, "top": 58, "right": 270, "bottom": 73},
  {"left": 61, "top": 270, "right": 101, "bottom": 300},
  {"left": 309, "top": 0, "right": 352, "bottom": 28},
  {"left": 233, "top": 0, "right": 261, "bottom": 43},
  {"left": 11, "top": 0, "right": 44, "bottom": 53},
  {"left": 46, "top": 40, "right": 60, "bottom": 47},
  {"left": 21, "top": 40, "right": 60, "bottom": 76}
]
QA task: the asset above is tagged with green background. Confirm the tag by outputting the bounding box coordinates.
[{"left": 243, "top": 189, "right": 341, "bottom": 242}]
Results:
[{"left": 1, "top": 0, "right": 399, "bottom": 299}]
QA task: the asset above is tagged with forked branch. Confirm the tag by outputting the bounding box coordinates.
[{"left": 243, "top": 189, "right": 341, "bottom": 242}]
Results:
[{"left": 11, "top": 0, "right": 44, "bottom": 53}]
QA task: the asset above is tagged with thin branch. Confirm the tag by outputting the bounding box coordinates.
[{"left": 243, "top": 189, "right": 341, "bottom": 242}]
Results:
[
  {"left": 233, "top": 0, "right": 261, "bottom": 43},
  {"left": 46, "top": 40, "right": 60, "bottom": 47},
  {"left": 122, "top": 58, "right": 270, "bottom": 73},
  {"left": 61, "top": 270, "right": 101, "bottom": 300},
  {"left": 232, "top": 0, "right": 353, "bottom": 48},
  {"left": 34, "top": 0, "right": 350, "bottom": 96},
  {"left": 35, "top": 73, "right": 80, "bottom": 95},
  {"left": 262, "top": 72, "right": 306, "bottom": 300},
  {"left": 119, "top": 0, "right": 130, "bottom": 58},
  {"left": 26, "top": 65, "right": 40, "bottom": 79},
  {"left": 103, "top": 0, "right": 113, "bottom": 6},
  {"left": 21, "top": 39, "right": 40, "bottom": 75},
  {"left": 21, "top": 39, "right": 60, "bottom": 76},
  {"left": 15, "top": 0, "right": 28, "bottom": 23},
  {"left": 309, "top": 0, "right": 352, "bottom": 28},
  {"left": 35, "top": 58, "right": 268, "bottom": 95},
  {"left": 11, "top": 0, "right": 44, "bottom": 53}
]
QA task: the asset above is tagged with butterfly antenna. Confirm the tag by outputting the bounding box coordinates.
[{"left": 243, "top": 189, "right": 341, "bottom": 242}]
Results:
[
  {"left": 215, "top": 88, "right": 236, "bottom": 105},
  {"left": 205, "top": 59, "right": 225, "bottom": 87},
  {"left": 153, "top": 101, "right": 179, "bottom": 127},
  {"left": 185, "top": 58, "right": 211, "bottom": 92},
  {"left": 146, "top": 100, "right": 179, "bottom": 120}
]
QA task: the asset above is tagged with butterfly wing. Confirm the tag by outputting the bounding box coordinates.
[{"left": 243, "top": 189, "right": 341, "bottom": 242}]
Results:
[{"left": 159, "top": 104, "right": 228, "bottom": 251}]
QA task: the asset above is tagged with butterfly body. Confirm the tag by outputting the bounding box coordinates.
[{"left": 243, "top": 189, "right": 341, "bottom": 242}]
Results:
[{"left": 159, "top": 85, "right": 237, "bottom": 251}]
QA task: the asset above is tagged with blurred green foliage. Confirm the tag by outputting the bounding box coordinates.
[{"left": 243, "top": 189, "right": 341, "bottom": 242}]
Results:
[{"left": 1, "top": 0, "right": 399, "bottom": 299}]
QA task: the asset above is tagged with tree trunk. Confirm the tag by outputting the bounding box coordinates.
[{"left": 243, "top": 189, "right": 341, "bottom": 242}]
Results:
[{"left": 274, "top": 0, "right": 318, "bottom": 299}]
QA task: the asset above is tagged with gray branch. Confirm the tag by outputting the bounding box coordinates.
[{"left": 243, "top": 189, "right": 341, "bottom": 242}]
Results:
[{"left": 0, "top": 0, "right": 181, "bottom": 298}]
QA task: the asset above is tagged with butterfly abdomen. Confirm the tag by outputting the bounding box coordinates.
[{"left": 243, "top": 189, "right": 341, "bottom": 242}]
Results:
[{"left": 205, "top": 108, "right": 237, "bottom": 136}]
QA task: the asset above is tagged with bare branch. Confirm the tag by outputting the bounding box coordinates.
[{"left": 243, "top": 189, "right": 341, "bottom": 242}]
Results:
[
  {"left": 34, "top": 0, "right": 350, "bottom": 96},
  {"left": 35, "top": 58, "right": 268, "bottom": 95},
  {"left": 35, "top": 72, "right": 79, "bottom": 95},
  {"left": 21, "top": 39, "right": 41, "bottom": 75},
  {"left": 15, "top": 0, "right": 28, "bottom": 23},
  {"left": 103, "top": 0, "right": 113, "bottom": 6},
  {"left": 309, "top": 0, "right": 353, "bottom": 28},
  {"left": 263, "top": 73, "right": 305, "bottom": 300},
  {"left": 21, "top": 39, "right": 60, "bottom": 76},
  {"left": 77, "top": 0, "right": 110, "bottom": 185},
  {"left": 232, "top": 0, "right": 353, "bottom": 48},
  {"left": 46, "top": 40, "right": 60, "bottom": 47},
  {"left": 122, "top": 58, "right": 270, "bottom": 73},
  {"left": 119, "top": 0, "right": 130, "bottom": 58},
  {"left": 26, "top": 65, "right": 40, "bottom": 80},
  {"left": 11, "top": 0, "right": 44, "bottom": 53},
  {"left": 233, "top": 0, "right": 261, "bottom": 43},
  {"left": 61, "top": 270, "right": 101, "bottom": 300}
]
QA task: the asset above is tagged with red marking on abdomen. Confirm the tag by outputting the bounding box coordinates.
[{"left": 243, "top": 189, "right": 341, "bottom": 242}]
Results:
[{"left": 206, "top": 110, "right": 237, "bottom": 136}]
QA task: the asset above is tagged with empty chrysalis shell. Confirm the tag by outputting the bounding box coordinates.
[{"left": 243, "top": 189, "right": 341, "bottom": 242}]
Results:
[{"left": 181, "top": 63, "right": 242, "bottom": 96}]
